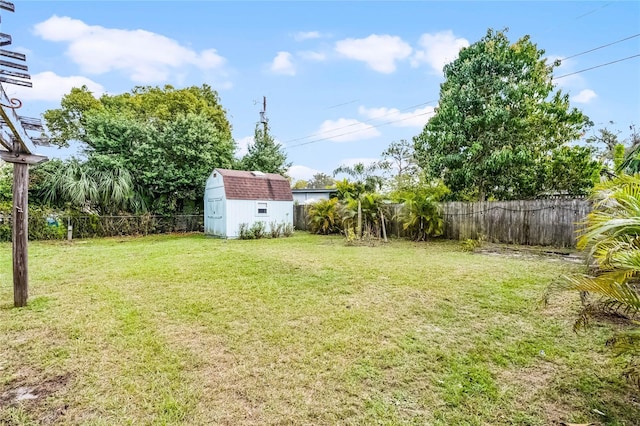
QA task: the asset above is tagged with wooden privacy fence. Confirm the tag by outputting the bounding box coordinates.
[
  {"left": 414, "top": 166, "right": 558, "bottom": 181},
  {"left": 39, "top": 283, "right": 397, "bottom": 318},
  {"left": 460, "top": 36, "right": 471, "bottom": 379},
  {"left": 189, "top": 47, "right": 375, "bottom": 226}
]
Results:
[
  {"left": 441, "top": 198, "right": 590, "bottom": 248},
  {"left": 294, "top": 198, "right": 591, "bottom": 248}
]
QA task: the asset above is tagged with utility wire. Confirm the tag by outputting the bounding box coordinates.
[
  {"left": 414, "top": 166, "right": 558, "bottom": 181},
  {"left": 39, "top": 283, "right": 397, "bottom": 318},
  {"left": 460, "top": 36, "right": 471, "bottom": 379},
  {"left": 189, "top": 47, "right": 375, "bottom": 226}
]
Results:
[
  {"left": 287, "top": 110, "right": 435, "bottom": 149},
  {"left": 282, "top": 100, "right": 438, "bottom": 144},
  {"left": 554, "top": 53, "right": 640, "bottom": 79},
  {"left": 283, "top": 36, "right": 639, "bottom": 149},
  {"left": 286, "top": 52, "right": 639, "bottom": 151},
  {"left": 561, "top": 33, "right": 640, "bottom": 61}
]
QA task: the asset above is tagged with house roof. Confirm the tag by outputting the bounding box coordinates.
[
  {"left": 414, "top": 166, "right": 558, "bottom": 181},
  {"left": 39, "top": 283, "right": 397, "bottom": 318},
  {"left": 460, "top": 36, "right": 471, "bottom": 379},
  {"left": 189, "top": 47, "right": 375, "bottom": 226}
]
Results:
[{"left": 215, "top": 169, "right": 293, "bottom": 201}]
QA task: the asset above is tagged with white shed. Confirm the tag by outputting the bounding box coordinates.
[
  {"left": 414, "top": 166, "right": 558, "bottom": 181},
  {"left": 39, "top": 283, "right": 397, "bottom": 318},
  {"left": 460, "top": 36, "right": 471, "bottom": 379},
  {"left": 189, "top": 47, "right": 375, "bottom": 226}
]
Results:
[{"left": 204, "top": 168, "right": 293, "bottom": 238}]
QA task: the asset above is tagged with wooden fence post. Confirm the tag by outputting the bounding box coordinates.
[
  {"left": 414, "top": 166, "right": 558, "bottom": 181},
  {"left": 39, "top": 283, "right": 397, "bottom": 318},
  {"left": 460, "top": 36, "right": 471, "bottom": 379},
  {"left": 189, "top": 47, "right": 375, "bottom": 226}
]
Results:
[{"left": 12, "top": 162, "right": 28, "bottom": 307}]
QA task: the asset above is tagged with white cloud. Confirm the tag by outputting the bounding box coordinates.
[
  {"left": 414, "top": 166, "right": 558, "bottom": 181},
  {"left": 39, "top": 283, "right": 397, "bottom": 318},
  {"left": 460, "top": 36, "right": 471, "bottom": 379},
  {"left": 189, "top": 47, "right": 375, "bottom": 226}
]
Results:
[
  {"left": 317, "top": 118, "right": 381, "bottom": 142},
  {"left": 335, "top": 34, "right": 412, "bottom": 73},
  {"left": 358, "top": 105, "right": 435, "bottom": 128},
  {"left": 411, "top": 30, "right": 469, "bottom": 74},
  {"left": 298, "top": 50, "right": 326, "bottom": 61},
  {"left": 571, "top": 89, "right": 597, "bottom": 104},
  {"left": 33, "top": 15, "right": 227, "bottom": 83},
  {"left": 270, "top": 51, "right": 296, "bottom": 76},
  {"left": 9, "top": 71, "right": 105, "bottom": 102},
  {"left": 235, "top": 136, "right": 253, "bottom": 158},
  {"left": 293, "top": 31, "right": 322, "bottom": 41},
  {"left": 288, "top": 165, "right": 320, "bottom": 181}
]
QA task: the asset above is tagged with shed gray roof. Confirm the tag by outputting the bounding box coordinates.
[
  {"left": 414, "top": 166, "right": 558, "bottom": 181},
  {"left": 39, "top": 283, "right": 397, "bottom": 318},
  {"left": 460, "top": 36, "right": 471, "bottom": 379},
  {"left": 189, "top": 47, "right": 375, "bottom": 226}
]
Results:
[{"left": 215, "top": 169, "right": 293, "bottom": 201}]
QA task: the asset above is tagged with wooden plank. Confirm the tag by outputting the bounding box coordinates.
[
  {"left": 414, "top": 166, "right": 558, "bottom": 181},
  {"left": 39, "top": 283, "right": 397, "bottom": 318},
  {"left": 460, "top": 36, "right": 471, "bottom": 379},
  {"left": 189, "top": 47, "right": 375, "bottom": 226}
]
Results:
[
  {"left": 0, "top": 150, "right": 47, "bottom": 164},
  {"left": 0, "top": 1, "right": 15, "bottom": 12},
  {"left": 0, "top": 48, "right": 25, "bottom": 61},
  {"left": 0, "top": 76, "right": 31, "bottom": 87},
  {"left": 0, "top": 68, "right": 30, "bottom": 80},
  {"left": 12, "top": 162, "right": 28, "bottom": 307},
  {"left": 0, "top": 59, "right": 27, "bottom": 71},
  {"left": 0, "top": 82, "right": 36, "bottom": 153},
  {"left": 0, "top": 33, "right": 12, "bottom": 46},
  {"left": 0, "top": 116, "right": 44, "bottom": 131}
]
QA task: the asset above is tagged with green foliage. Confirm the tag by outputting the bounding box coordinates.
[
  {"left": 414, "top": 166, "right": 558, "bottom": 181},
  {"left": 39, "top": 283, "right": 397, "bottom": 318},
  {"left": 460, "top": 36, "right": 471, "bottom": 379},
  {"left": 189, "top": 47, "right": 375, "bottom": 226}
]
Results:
[
  {"left": 307, "top": 172, "right": 335, "bottom": 189},
  {"left": 307, "top": 198, "right": 342, "bottom": 235},
  {"left": 0, "top": 162, "right": 12, "bottom": 202},
  {"left": 43, "top": 84, "right": 235, "bottom": 214},
  {"left": 239, "top": 221, "right": 291, "bottom": 240},
  {"left": 461, "top": 237, "right": 484, "bottom": 252},
  {"left": 292, "top": 180, "right": 308, "bottom": 189},
  {"left": 618, "top": 125, "right": 640, "bottom": 174},
  {"left": 335, "top": 178, "right": 365, "bottom": 201},
  {"left": 250, "top": 221, "right": 266, "bottom": 239},
  {"left": 36, "top": 158, "right": 139, "bottom": 214},
  {"left": 333, "top": 162, "right": 386, "bottom": 194},
  {"left": 547, "top": 174, "right": 640, "bottom": 387},
  {"left": 269, "top": 221, "right": 284, "bottom": 238},
  {"left": 544, "top": 145, "right": 601, "bottom": 196},
  {"left": 414, "top": 29, "right": 590, "bottom": 201},
  {"left": 613, "top": 144, "right": 626, "bottom": 172},
  {"left": 381, "top": 139, "right": 418, "bottom": 179},
  {"left": 392, "top": 180, "right": 449, "bottom": 242},
  {"left": 44, "top": 84, "right": 231, "bottom": 147},
  {"left": 586, "top": 126, "right": 621, "bottom": 162},
  {"left": 341, "top": 192, "right": 387, "bottom": 241},
  {"left": 0, "top": 202, "right": 66, "bottom": 242},
  {"left": 240, "top": 126, "right": 290, "bottom": 175}
]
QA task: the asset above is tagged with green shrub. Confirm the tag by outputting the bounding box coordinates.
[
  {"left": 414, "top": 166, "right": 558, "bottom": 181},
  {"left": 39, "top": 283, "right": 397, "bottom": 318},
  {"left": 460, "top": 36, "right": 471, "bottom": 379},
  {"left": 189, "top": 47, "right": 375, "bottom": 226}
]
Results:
[
  {"left": 250, "top": 221, "right": 266, "bottom": 239},
  {"left": 282, "top": 222, "right": 294, "bottom": 237},
  {"left": 269, "top": 221, "right": 283, "bottom": 238}
]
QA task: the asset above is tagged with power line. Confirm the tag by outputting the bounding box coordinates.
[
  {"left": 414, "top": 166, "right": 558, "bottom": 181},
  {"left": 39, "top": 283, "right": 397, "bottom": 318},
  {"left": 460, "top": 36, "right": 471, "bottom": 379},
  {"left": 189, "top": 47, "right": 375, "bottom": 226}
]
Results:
[
  {"left": 282, "top": 34, "right": 639, "bottom": 150},
  {"left": 286, "top": 53, "right": 640, "bottom": 151},
  {"left": 561, "top": 33, "right": 640, "bottom": 61},
  {"left": 287, "top": 110, "right": 435, "bottom": 149},
  {"left": 554, "top": 53, "right": 640, "bottom": 80},
  {"left": 282, "top": 100, "right": 438, "bottom": 144}
]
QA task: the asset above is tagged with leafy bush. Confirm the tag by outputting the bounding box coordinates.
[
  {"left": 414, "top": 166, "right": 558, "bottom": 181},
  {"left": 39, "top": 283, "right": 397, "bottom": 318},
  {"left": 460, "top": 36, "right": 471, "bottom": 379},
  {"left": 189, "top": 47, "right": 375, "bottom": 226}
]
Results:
[
  {"left": 238, "top": 223, "right": 254, "bottom": 240},
  {"left": 250, "top": 221, "right": 266, "bottom": 239},
  {"left": 269, "top": 221, "right": 283, "bottom": 238},
  {"left": 307, "top": 198, "right": 342, "bottom": 235},
  {"left": 282, "top": 223, "right": 294, "bottom": 237}
]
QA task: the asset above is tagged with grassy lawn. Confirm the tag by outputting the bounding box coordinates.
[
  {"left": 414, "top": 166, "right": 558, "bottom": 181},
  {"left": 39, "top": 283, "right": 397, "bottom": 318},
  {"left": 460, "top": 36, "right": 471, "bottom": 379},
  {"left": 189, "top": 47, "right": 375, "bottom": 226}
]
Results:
[{"left": 1, "top": 233, "right": 638, "bottom": 425}]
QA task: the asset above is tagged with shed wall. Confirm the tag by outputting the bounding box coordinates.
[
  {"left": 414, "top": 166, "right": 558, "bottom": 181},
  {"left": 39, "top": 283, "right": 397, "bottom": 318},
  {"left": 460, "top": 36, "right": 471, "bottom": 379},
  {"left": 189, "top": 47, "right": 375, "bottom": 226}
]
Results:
[
  {"left": 226, "top": 199, "right": 293, "bottom": 238},
  {"left": 204, "top": 173, "right": 227, "bottom": 237}
]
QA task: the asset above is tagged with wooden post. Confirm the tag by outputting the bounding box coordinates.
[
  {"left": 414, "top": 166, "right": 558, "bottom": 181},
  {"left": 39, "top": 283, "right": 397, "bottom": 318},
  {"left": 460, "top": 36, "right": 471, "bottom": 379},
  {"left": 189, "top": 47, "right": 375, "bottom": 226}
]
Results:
[
  {"left": 12, "top": 162, "right": 28, "bottom": 307},
  {"left": 380, "top": 209, "right": 388, "bottom": 242},
  {"left": 357, "top": 199, "right": 362, "bottom": 239}
]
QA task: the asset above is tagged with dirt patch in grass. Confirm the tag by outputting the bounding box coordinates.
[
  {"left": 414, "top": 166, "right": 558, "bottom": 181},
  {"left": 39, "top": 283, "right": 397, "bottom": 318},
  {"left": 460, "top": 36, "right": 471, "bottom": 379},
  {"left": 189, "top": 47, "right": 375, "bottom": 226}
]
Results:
[{"left": 0, "top": 372, "right": 72, "bottom": 424}]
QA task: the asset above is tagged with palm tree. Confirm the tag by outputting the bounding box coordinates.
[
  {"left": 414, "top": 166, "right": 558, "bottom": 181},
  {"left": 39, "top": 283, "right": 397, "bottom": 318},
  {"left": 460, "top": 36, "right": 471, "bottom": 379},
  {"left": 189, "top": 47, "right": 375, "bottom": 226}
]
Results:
[
  {"left": 548, "top": 174, "right": 640, "bottom": 386},
  {"left": 40, "top": 159, "right": 143, "bottom": 214},
  {"left": 399, "top": 191, "right": 444, "bottom": 241}
]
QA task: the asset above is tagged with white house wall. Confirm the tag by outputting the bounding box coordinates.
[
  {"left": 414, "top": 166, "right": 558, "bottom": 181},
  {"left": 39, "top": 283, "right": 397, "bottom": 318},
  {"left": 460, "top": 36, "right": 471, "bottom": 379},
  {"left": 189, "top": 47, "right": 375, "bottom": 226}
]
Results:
[{"left": 225, "top": 200, "right": 293, "bottom": 238}]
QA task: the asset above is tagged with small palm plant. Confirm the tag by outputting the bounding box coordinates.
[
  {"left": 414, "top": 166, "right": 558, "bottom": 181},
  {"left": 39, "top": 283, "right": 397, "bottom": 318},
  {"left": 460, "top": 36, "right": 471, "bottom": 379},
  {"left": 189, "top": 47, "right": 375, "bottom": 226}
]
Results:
[
  {"left": 399, "top": 191, "right": 444, "bottom": 241},
  {"left": 307, "top": 198, "right": 341, "bottom": 235},
  {"left": 548, "top": 174, "right": 640, "bottom": 386}
]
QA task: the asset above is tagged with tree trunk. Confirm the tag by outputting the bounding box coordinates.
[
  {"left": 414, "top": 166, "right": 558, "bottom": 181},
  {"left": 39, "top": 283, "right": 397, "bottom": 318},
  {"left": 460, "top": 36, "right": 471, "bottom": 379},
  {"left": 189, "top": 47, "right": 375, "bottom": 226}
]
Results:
[
  {"left": 357, "top": 199, "right": 362, "bottom": 239},
  {"left": 380, "top": 209, "right": 388, "bottom": 242},
  {"left": 13, "top": 163, "right": 29, "bottom": 307}
]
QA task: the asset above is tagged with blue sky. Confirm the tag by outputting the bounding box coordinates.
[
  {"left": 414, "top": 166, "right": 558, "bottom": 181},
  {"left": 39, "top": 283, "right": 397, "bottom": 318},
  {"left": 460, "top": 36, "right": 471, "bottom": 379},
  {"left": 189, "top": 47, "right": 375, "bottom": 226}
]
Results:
[{"left": 5, "top": 1, "right": 640, "bottom": 182}]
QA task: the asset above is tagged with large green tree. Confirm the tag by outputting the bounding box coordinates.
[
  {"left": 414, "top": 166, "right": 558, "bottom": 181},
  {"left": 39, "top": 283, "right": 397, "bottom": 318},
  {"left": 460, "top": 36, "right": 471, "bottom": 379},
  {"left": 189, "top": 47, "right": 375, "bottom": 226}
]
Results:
[
  {"left": 240, "top": 125, "right": 290, "bottom": 175},
  {"left": 414, "top": 29, "right": 591, "bottom": 200},
  {"left": 42, "top": 84, "right": 235, "bottom": 213}
]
